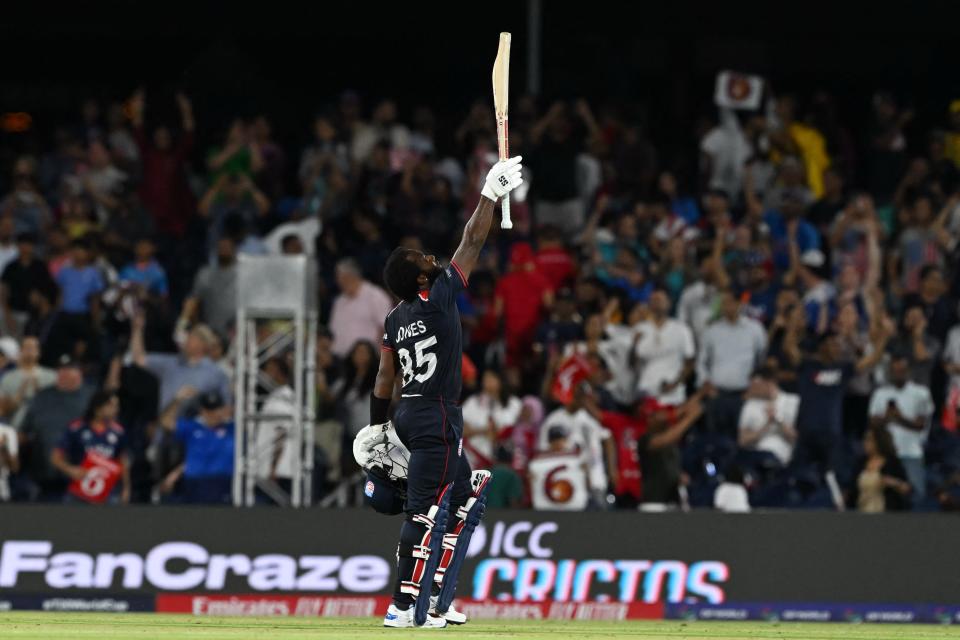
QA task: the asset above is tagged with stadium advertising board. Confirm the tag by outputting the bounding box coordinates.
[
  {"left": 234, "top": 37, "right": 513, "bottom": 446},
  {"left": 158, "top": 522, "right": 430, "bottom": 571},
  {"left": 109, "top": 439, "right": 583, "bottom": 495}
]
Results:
[{"left": 0, "top": 506, "right": 958, "bottom": 621}]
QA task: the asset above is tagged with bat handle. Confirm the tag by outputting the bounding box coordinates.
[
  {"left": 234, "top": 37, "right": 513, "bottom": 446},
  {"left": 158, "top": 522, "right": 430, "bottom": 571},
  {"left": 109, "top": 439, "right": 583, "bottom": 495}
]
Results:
[{"left": 500, "top": 196, "right": 512, "bottom": 230}]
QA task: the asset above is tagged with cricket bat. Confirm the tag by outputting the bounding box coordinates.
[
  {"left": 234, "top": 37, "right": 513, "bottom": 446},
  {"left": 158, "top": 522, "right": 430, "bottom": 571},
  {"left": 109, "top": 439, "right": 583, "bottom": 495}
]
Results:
[{"left": 492, "top": 32, "right": 512, "bottom": 230}]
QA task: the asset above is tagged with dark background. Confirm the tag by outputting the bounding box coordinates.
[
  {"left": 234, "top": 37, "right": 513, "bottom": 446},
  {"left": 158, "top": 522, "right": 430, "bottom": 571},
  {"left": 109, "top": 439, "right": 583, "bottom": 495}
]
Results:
[
  {"left": 2, "top": 1, "right": 960, "bottom": 166},
  {"left": 1, "top": 506, "right": 957, "bottom": 603}
]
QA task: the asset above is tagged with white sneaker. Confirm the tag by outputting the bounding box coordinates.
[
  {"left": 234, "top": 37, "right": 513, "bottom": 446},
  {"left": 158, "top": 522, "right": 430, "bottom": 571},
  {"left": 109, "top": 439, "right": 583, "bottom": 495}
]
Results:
[
  {"left": 383, "top": 603, "right": 447, "bottom": 628},
  {"left": 430, "top": 596, "right": 467, "bottom": 625}
]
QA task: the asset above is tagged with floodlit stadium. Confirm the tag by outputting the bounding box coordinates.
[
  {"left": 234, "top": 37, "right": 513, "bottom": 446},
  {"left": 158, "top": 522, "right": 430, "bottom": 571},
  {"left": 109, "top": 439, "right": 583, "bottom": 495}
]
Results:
[{"left": 2, "top": 1, "right": 960, "bottom": 638}]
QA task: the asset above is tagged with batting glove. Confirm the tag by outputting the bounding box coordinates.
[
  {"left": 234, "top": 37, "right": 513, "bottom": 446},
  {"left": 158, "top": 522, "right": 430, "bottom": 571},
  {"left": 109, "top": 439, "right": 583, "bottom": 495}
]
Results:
[{"left": 481, "top": 156, "right": 524, "bottom": 202}]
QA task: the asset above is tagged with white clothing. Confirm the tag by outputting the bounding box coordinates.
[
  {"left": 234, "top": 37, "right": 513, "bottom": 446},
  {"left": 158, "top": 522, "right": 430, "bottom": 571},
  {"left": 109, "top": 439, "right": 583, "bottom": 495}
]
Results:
[
  {"left": 714, "top": 482, "right": 751, "bottom": 513},
  {"left": 738, "top": 392, "right": 800, "bottom": 465},
  {"left": 868, "top": 383, "right": 934, "bottom": 459},
  {"left": 677, "top": 281, "right": 720, "bottom": 342},
  {"left": 461, "top": 393, "right": 522, "bottom": 464},
  {"left": 253, "top": 386, "right": 297, "bottom": 479},
  {"left": 700, "top": 109, "right": 752, "bottom": 201},
  {"left": 0, "top": 422, "right": 18, "bottom": 501},
  {"left": 538, "top": 408, "right": 611, "bottom": 491},
  {"left": 528, "top": 451, "right": 590, "bottom": 511},
  {"left": 633, "top": 319, "right": 696, "bottom": 405}
]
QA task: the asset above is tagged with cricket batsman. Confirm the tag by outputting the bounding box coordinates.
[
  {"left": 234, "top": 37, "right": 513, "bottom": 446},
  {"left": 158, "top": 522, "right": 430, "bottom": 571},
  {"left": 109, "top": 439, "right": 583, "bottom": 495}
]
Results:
[{"left": 354, "top": 156, "right": 524, "bottom": 628}]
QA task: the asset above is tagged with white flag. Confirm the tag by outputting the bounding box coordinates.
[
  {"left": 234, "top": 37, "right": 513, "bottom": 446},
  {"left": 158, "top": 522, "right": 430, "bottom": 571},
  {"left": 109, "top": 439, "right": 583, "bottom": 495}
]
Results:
[{"left": 714, "top": 71, "right": 764, "bottom": 110}]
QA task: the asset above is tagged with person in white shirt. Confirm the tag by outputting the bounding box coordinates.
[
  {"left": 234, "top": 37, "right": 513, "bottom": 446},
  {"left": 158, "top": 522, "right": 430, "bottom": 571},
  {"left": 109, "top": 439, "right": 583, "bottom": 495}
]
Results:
[
  {"left": 633, "top": 289, "right": 695, "bottom": 406},
  {"left": 700, "top": 107, "right": 752, "bottom": 203},
  {"left": 677, "top": 256, "right": 728, "bottom": 342},
  {"left": 0, "top": 421, "right": 18, "bottom": 501},
  {"left": 462, "top": 370, "right": 522, "bottom": 468},
  {"left": 253, "top": 358, "right": 297, "bottom": 502},
  {"left": 738, "top": 367, "right": 799, "bottom": 467},
  {"left": 328, "top": 258, "right": 394, "bottom": 358},
  {"left": 0, "top": 337, "right": 56, "bottom": 428},
  {"left": 564, "top": 311, "right": 636, "bottom": 406},
  {"left": 868, "top": 354, "right": 934, "bottom": 501},
  {"left": 538, "top": 383, "right": 617, "bottom": 504},
  {"left": 700, "top": 291, "right": 767, "bottom": 436},
  {"left": 528, "top": 425, "right": 590, "bottom": 511},
  {"left": 943, "top": 323, "right": 960, "bottom": 395}
]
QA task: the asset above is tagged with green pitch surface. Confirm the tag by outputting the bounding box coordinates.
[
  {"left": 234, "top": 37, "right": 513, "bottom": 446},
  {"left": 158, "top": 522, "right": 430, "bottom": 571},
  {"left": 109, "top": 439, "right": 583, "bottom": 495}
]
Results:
[{"left": 4, "top": 613, "right": 960, "bottom": 639}]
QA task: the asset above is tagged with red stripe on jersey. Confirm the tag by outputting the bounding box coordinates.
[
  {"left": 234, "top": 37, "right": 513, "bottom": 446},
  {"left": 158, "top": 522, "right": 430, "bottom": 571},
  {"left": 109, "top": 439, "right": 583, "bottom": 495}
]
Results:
[
  {"left": 418, "top": 290, "right": 430, "bottom": 301},
  {"left": 381, "top": 344, "right": 395, "bottom": 352},
  {"left": 450, "top": 261, "right": 468, "bottom": 287}
]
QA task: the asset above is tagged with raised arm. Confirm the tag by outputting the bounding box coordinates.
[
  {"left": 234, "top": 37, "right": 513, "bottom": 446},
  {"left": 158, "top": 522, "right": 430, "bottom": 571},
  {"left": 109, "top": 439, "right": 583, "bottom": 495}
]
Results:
[
  {"left": 451, "top": 157, "right": 524, "bottom": 280},
  {"left": 370, "top": 349, "right": 398, "bottom": 424}
]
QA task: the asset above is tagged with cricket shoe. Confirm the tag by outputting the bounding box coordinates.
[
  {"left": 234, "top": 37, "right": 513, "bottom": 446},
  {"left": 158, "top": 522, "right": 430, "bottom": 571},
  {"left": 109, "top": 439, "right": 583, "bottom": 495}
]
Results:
[
  {"left": 430, "top": 596, "right": 467, "bottom": 625},
  {"left": 383, "top": 603, "right": 447, "bottom": 628}
]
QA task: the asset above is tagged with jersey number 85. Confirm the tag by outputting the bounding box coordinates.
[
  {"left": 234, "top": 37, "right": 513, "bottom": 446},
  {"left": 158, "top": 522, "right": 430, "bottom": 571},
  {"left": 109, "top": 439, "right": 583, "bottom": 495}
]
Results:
[{"left": 397, "top": 336, "right": 438, "bottom": 387}]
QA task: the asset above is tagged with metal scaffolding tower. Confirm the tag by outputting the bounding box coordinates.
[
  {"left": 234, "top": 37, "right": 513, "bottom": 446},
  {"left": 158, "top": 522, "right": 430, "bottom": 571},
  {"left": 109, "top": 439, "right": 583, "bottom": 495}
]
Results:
[{"left": 233, "top": 255, "right": 317, "bottom": 507}]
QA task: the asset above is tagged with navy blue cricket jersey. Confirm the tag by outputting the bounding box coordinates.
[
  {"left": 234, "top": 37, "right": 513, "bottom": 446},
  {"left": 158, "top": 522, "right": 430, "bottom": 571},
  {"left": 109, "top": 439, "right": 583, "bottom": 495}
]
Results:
[{"left": 382, "top": 261, "right": 468, "bottom": 401}]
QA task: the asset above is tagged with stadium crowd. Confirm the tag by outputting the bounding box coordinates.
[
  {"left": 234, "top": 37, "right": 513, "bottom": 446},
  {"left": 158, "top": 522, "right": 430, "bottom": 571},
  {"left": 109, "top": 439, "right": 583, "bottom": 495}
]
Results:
[{"left": 2, "top": 86, "right": 960, "bottom": 513}]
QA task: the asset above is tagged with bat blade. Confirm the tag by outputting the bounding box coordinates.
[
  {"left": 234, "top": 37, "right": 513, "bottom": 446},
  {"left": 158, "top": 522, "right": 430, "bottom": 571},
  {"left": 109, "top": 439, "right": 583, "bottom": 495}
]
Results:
[{"left": 492, "top": 32, "right": 513, "bottom": 229}]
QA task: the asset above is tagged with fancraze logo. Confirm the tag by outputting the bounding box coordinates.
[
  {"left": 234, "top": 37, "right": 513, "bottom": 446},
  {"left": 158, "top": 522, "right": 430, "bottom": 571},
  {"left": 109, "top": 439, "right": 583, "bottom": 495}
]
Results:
[{"left": 0, "top": 541, "right": 390, "bottom": 592}]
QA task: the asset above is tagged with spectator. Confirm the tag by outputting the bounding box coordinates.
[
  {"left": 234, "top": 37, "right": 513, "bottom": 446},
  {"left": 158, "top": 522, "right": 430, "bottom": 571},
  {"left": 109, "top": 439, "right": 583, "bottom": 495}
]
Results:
[
  {"left": 50, "top": 390, "right": 129, "bottom": 504},
  {"left": 329, "top": 259, "right": 394, "bottom": 358},
  {"left": 129, "top": 311, "right": 229, "bottom": 416},
  {"left": 80, "top": 140, "right": 127, "bottom": 223},
  {"left": 850, "top": 426, "right": 912, "bottom": 512},
  {"left": 808, "top": 167, "right": 847, "bottom": 236},
  {"left": 1, "top": 156, "right": 52, "bottom": 236},
  {"left": 0, "top": 336, "right": 56, "bottom": 427},
  {"left": 0, "top": 337, "right": 18, "bottom": 377},
  {"left": 794, "top": 249, "right": 835, "bottom": 335},
  {"left": 0, "top": 417, "right": 19, "bottom": 502},
  {"left": 198, "top": 173, "right": 271, "bottom": 257},
  {"left": 700, "top": 108, "right": 752, "bottom": 203},
  {"left": 485, "top": 446, "right": 524, "bottom": 509},
  {"left": 890, "top": 191, "right": 946, "bottom": 296},
  {"left": 528, "top": 425, "right": 590, "bottom": 511},
  {"left": 462, "top": 370, "right": 522, "bottom": 468},
  {"left": 206, "top": 119, "right": 263, "bottom": 180},
  {"left": 788, "top": 331, "right": 889, "bottom": 478},
  {"left": 868, "top": 354, "right": 934, "bottom": 501},
  {"left": 1, "top": 233, "right": 56, "bottom": 337},
  {"left": 529, "top": 103, "right": 588, "bottom": 234},
  {"left": 495, "top": 243, "right": 554, "bottom": 367},
  {"left": 637, "top": 395, "right": 704, "bottom": 505},
  {"left": 902, "top": 266, "right": 956, "bottom": 344},
  {"left": 118, "top": 237, "right": 169, "bottom": 299},
  {"left": 944, "top": 320, "right": 960, "bottom": 396},
  {"left": 254, "top": 357, "right": 296, "bottom": 502},
  {"left": 56, "top": 237, "right": 105, "bottom": 318},
  {"left": 187, "top": 237, "right": 238, "bottom": 337},
  {"left": 533, "top": 287, "right": 584, "bottom": 362},
  {"left": 0, "top": 217, "right": 19, "bottom": 276},
  {"left": 887, "top": 305, "right": 941, "bottom": 387},
  {"left": 677, "top": 255, "right": 728, "bottom": 341},
  {"left": 159, "top": 390, "right": 234, "bottom": 504},
  {"left": 330, "top": 340, "right": 378, "bottom": 441},
  {"left": 129, "top": 91, "right": 195, "bottom": 239},
  {"left": 633, "top": 289, "right": 695, "bottom": 406},
  {"left": 534, "top": 226, "right": 575, "bottom": 290},
  {"left": 19, "top": 355, "right": 94, "bottom": 500},
  {"left": 698, "top": 290, "right": 767, "bottom": 436},
  {"left": 538, "top": 383, "right": 617, "bottom": 505},
  {"left": 738, "top": 367, "right": 799, "bottom": 467}
]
